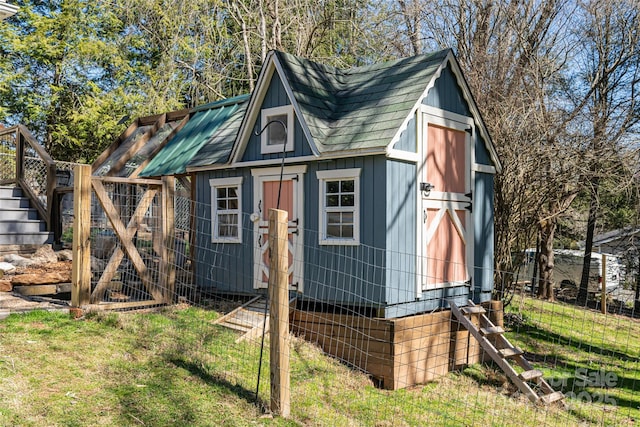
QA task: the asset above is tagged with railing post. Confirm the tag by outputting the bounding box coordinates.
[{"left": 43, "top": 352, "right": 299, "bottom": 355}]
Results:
[
  {"left": 160, "top": 175, "right": 176, "bottom": 304},
  {"left": 601, "top": 255, "right": 607, "bottom": 314},
  {"left": 72, "top": 164, "right": 92, "bottom": 307},
  {"left": 15, "top": 129, "right": 23, "bottom": 183},
  {"left": 268, "top": 208, "right": 290, "bottom": 417}
]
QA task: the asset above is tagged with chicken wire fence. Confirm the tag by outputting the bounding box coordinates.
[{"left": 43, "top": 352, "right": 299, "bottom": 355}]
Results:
[{"left": 72, "top": 179, "right": 639, "bottom": 426}]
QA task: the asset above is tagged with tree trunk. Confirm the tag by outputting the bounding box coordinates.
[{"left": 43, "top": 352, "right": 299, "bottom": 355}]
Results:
[
  {"left": 537, "top": 219, "right": 556, "bottom": 301},
  {"left": 635, "top": 252, "right": 640, "bottom": 314},
  {"left": 578, "top": 178, "right": 600, "bottom": 305}
]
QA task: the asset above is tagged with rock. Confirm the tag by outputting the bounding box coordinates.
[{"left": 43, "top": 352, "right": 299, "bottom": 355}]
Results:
[
  {"left": 11, "top": 272, "right": 71, "bottom": 285},
  {"left": 0, "top": 262, "right": 16, "bottom": 274},
  {"left": 91, "top": 256, "right": 106, "bottom": 272},
  {"left": 57, "top": 249, "right": 73, "bottom": 262},
  {"left": 2, "top": 254, "right": 34, "bottom": 267},
  {"left": 0, "top": 279, "right": 12, "bottom": 292},
  {"left": 31, "top": 245, "right": 58, "bottom": 264}
]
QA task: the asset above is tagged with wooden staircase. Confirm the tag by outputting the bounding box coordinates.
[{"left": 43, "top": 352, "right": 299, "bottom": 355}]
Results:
[
  {"left": 450, "top": 299, "right": 564, "bottom": 405},
  {"left": 0, "top": 186, "right": 53, "bottom": 247}
]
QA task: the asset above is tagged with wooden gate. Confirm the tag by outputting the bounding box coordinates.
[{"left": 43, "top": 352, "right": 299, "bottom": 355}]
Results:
[{"left": 72, "top": 164, "right": 176, "bottom": 309}]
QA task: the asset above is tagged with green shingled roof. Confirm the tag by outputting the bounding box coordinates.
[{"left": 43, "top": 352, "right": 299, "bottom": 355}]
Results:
[
  {"left": 275, "top": 49, "right": 450, "bottom": 152},
  {"left": 139, "top": 95, "right": 249, "bottom": 177}
]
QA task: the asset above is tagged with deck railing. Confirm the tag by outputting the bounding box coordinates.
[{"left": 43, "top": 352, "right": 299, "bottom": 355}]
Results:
[{"left": 0, "top": 125, "right": 79, "bottom": 243}]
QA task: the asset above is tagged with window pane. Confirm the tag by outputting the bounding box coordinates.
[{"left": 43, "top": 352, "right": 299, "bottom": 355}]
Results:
[
  {"left": 341, "top": 194, "right": 354, "bottom": 206},
  {"left": 228, "top": 187, "right": 237, "bottom": 198},
  {"left": 228, "top": 199, "right": 238, "bottom": 209},
  {"left": 341, "top": 225, "right": 354, "bottom": 238},
  {"left": 327, "top": 212, "right": 342, "bottom": 224},
  {"left": 326, "top": 195, "right": 339, "bottom": 207},
  {"left": 326, "top": 181, "right": 339, "bottom": 193},
  {"left": 267, "top": 114, "right": 287, "bottom": 145},
  {"left": 341, "top": 180, "right": 354, "bottom": 192},
  {"left": 217, "top": 188, "right": 227, "bottom": 198},
  {"left": 217, "top": 199, "right": 227, "bottom": 209},
  {"left": 341, "top": 212, "right": 353, "bottom": 224},
  {"left": 327, "top": 224, "right": 341, "bottom": 238}
]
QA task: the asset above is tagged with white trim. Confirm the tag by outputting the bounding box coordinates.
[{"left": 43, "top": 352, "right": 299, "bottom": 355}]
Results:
[
  {"left": 252, "top": 167, "right": 305, "bottom": 292},
  {"left": 387, "top": 149, "right": 420, "bottom": 163},
  {"left": 316, "top": 168, "right": 361, "bottom": 246},
  {"left": 209, "top": 176, "right": 244, "bottom": 244},
  {"left": 387, "top": 55, "right": 449, "bottom": 154},
  {"left": 0, "top": 1, "right": 18, "bottom": 20},
  {"left": 260, "top": 105, "right": 294, "bottom": 154},
  {"left": 421, "top": 105, "right": 474, "bottom": 127},
  {"left": 473, "top": 163, "right": 496, "bottom": 174},
  {"left": 188, "top": 149, "right": 386, "bottom": 173},
  {"left": 251, "top": 165, "right": 307, "bottom": 177}
]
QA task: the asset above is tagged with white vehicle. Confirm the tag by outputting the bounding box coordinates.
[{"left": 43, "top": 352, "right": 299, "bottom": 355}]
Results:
[{"left": 520, "top": 249, "right": 621, "bottom": 292}]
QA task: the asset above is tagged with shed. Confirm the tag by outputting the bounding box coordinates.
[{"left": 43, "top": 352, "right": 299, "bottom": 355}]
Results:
[
  {"left": 138, "top": 49, "right": 503, "bottom": 389},
  {"left": 180, "top": 49, "right": 501, "bottom": 318}
]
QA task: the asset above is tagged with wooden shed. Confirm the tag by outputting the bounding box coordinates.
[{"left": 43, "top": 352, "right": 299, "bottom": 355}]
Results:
[{"left": 141, "top": 49, "right": 503, "bottom": 388}]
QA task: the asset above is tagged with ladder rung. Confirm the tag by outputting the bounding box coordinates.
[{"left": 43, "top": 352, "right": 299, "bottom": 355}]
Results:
[
  {"left": 462, "top": 306, "right": 486, "bottom": 314},
  {"left": 540, "top": 391, "right": 564, "bottom": 404},
  {"left": 498, "top": 347, "right": 524, "bottom": 358},
  {"left": 480, "top": 326, "right": 504, "bottom": 336},
  {"left": 520, "top": 369, "right": 543, "bottom": 381}
]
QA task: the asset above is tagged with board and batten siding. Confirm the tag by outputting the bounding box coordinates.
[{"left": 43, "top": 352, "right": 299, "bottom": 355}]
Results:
[
  {"left": 424, "top": 66, "right": 472, "bottom": 117},
  {"left": 474, "top": 171, "right": 494, "bottom": 302},
  {"left": 193, "top": 170, "right": 256, "bottom": 294},
  {"left": 241, "top": 72, "right": 314, "bottom": 163},
  {"left": 302, "top": 156, "right": 388, "bottom": 309}
]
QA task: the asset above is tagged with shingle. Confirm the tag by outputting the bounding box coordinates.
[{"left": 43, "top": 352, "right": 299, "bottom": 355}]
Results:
[{"left": 275, "top": 49, "right": 450, "bottom": 152}]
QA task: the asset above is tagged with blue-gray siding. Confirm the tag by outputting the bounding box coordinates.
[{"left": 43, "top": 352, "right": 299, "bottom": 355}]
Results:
[
  {"left": 424, "top": 66, "right": 472, "bottom": 116},
  {"left": 241, "top": 73, "right": 314, "bottom": 163},
  {"left": 473, "top": 171, "right": 495, "bottom": 302}
]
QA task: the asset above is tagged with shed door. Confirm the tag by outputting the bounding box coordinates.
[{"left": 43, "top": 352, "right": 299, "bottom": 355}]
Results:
[
  {"left": 420, "top": 120, "right": 472, "bottom": 290},
  {"left": 252, "top": 166, "right": 305, "bottom": 292}
]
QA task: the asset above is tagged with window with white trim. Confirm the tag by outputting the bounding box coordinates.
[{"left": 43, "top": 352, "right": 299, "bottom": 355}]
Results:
[
  {"left": 209, "top": 177, "right": 243, "bottom": 243},
  {"left": 317, "top": 169, "right": 360, "bottom": 245},
  {"left": 260, "top": 105, "right": 294, "bottom": 154}
]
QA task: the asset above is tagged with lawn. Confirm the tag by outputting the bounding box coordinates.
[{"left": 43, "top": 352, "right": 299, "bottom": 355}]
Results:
[{"left": 0, "top": 297, "right": 637, "bottom": 426}]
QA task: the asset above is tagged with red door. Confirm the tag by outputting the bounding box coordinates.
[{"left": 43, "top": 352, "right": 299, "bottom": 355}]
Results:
[{"left": 252, "top": 167, "right": 304, "bottom": 291}]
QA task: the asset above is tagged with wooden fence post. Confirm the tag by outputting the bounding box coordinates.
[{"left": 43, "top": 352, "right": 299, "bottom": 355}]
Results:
[
  {"left": 160, "top": 175, "right": 176, "bottom": 304},
  {"left": 71, "top": 164, "right": 92, "bottom": 307},
  {"left": 268, "top": 208, "right": 290, "bottom": 417}
]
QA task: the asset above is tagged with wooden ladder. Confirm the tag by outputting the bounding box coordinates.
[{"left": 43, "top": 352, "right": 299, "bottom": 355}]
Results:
[
  {"left": 450, "top": 299, "right": 564, "bottom": 405},
  {"left": 214, "top": 295, "right": 296, "bottom": 343}
]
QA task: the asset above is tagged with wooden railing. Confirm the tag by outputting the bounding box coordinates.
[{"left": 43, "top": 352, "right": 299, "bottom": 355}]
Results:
[{"left": 0, "top": 125, "right": 77, "bottom": 243}]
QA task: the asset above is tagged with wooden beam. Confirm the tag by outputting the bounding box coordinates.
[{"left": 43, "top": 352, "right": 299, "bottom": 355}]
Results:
[
  {"left": 106, "top": 114, "right": 166, "bottom": 177},
  {"left": 160, "top": 175, "right": 176, "bottom": 303},
  {"left": 92, "top": 120, "right": 139, "bottom": 174},
  {"left": 269, "top": 208, "right": 290, "bottom": 418},
  {"left": 72, "top": 164, "right": 92, "bottom": 307}
]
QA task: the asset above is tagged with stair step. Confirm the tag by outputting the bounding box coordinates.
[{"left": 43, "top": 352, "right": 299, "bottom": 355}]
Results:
[
  {"left": 462, "top": 306, "right": 486, "bottom": 314},
  {"left": 498, "top": 347, "right": 524, "bottom": 358},
  {"left": 0, "top": 232, "right": 53, "bottom": 245},
  {"left": 0, "top": 220, "right": 47, "bottom": 233},
  {"left": 0, "top": 186, "right": 23, "bottom": 198},
  {"left": 0, "top": 197, "right": 31, "bottom": 208},
  {"left": 520, "top": 369, "right": 543, "bottom": 381},
  {"left": 0, "top": 208, "right": 39, "bottom": 221},
  {"left": 480, "top": 326, "right": 505, "bottom": 336},
  {"left": 540, "top": 391, "right": 564, "bottom": 404},
  {"left": 221, "top": 321, "right": 253, "bottom": 333}
]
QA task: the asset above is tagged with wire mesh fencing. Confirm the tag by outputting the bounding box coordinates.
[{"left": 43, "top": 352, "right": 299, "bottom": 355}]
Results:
[{"left": 69, "top": 178, "right": 640, "bottom": 426}]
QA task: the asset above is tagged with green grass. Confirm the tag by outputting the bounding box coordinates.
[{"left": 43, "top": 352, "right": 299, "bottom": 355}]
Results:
[
  {"left": 0, "top": 299, "right": 637, "bottom": 426},
  {"left": 505, "top": 297, "right": 640, "bottom": 426}
]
